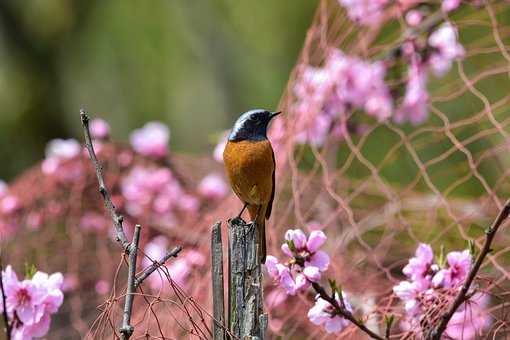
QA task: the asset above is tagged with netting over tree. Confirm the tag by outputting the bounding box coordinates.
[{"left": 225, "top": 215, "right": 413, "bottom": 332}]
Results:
[{"left": 1, "top": 0, "right": 510, "bottom": 339}]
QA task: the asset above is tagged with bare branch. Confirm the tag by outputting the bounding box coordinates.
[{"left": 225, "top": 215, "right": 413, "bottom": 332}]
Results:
[
  {"left": 119, "top": 224, "right": 141, "bottom": 340},
  {"left": 311, "top": 282, "right": 386, "bottom": 340},
  {"left": 80, "top": 109, "right": 183, "bottom": 339},
  {"left": 80, "top": 109, "right": 130, "bottom": 251},
  {"left": 429, "top": 199, "right": 510, "bottom": 340},
  {"left": 0, "top": 256, "right": 11, "bottom": 340},
  {"left": 134, "top": 246, "right": 182, "bottom": 288}
]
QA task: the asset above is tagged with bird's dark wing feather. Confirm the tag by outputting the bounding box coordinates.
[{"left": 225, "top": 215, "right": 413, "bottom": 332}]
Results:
[{"left": 265, "top": 147, "right": 275, "bottom": 220}]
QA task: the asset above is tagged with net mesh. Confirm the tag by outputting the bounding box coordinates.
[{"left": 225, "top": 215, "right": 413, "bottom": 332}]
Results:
[{"left": 262, "top": 0, "right": 510, "bottom": 338}]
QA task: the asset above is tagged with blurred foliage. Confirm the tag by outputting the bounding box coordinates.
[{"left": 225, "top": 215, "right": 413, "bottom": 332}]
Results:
[{"left": 0, "top": 0, "right": 318, "bottom": 180}]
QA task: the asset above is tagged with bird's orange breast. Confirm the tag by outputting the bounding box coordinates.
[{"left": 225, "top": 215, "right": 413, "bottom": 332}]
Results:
[{"left": 223, "top": 140, "right": 275, "bottom": 205}]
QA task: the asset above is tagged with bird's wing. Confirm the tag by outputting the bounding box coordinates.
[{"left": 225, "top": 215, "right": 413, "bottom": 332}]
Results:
[{"left": 265, "top": 147, "right": 275, "bottom": 220}]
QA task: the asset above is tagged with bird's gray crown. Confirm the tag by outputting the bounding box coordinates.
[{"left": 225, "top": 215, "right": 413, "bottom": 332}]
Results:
[{"left": 228, "top": 109, "right": 279, "bottom": 142}]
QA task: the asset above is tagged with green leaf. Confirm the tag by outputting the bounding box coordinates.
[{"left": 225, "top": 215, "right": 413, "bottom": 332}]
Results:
[{"left": 24, "top": 263, "right": 37, "bottom": 279}]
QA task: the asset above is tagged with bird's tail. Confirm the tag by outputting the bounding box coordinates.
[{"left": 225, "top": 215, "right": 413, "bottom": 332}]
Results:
[{"left": 249, "top": 204, "right": 267, "bottom": 263}]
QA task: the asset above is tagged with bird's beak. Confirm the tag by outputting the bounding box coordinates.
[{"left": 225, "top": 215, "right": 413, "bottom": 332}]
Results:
[{"left": 270, "top": 111, "right": 282, "bottom": 119}]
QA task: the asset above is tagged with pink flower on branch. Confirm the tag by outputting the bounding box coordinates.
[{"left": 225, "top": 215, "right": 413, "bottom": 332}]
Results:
[
  {"left": 1, "top": 265, "right": 64, "bottom": 340},
  {"left": 393, "top": 244, "right": 490, "bottom": 339},
  {"left": 428, "top": 23, "right": 465, "bottom": 77},
  {"left": 266, "top": 229, "right": 330, "bottom": 295},
  {"left": 337, "top": 0, "right": 388, "bottom": 27},
  {"left": 308, "top": 292, "right": 352, "bottom": 334},
  {"left": 129, "top": 121, "right": 170, "bottom": 158}
]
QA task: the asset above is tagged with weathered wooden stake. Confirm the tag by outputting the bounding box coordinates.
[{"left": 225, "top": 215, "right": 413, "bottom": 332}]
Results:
[
  {"left": 227, "top": 217, "right": 267, "bottom": 340},
  {"left": 211, "top": 222, "right": 226, "bottom": 340}
]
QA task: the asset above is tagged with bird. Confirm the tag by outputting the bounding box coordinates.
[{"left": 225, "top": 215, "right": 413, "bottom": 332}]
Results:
[{"left": 223, "top": 109, "right": 281, "bottom": 263}]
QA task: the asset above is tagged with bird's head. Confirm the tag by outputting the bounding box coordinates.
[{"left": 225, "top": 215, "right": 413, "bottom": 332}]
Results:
[{"left": 228, "top": 109, "right": 281, "bottom": 142}]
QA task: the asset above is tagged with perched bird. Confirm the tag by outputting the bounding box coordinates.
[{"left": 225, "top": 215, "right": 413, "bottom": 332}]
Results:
[{"left": 223, "top": 109, "right": 280, "bottom": 263}]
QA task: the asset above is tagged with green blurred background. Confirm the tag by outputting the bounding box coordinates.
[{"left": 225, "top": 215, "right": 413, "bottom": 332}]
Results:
[{"left": 0, "top": 0, "right": 318, "bottom": 180}]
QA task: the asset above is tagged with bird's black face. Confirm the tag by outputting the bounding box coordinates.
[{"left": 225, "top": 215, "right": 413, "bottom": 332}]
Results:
[{"left": 228, "top": 109, "right": 281, "bottom": 142}]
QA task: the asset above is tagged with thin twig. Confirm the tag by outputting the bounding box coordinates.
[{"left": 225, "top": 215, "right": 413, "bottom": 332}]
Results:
[
  {"left": 134, "top": 246, "right": 183, "bottom": 288},
  {"left": 311, "top": 282, "right": 386, "bottom": 340},
  {"left": 429, "top": 199, "right": 510, "bottom": 340},
  {"left": 80, "top": 109, "right": 183, "bottom": 339},
  {"left": 0, "top": 256, "right": 11, "bottom": 340},
  {"left": 120, "top": 224, "right": 141, "bottom": 340},
  {"left": 80, "top": 109, "right": 130, "bottom": 251}
]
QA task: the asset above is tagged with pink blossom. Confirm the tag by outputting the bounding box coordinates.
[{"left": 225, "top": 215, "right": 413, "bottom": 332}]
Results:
[
  {"left": 394, "top": 244, "right": 487, "bottom": 338},
  {"left": 402, "top": 243, "right": 435, "bottom": 287},
  {"left": 31, "top": 271, "right": 64, "bottom": 314},
  {"left": 90, "top": 118, "right": 110, "bottom": 139},
  {"left": 442, "top": 0, "right": 462, "bottom": 12},
  {"left": 432, "top": 250, "right": 471, "bottom": 288},
  {"left": 45, "top": 139, "right": 81, "bottom": 160},
  {"left": 337, "top": 0, "right": 388, "bottom": 27},
  {"left": 121, "top": 166, "right": 191, "bottom": 223},
  {"left": 1, "top": 266, "right": 63, "bottom": 339},
  {"left": 329, "top": 52, "right": 392, "bottom": 121},
  {"left": 393, "top": 280, "right": 421, "bottom": 315},
  {"left": 405, "top": 10, "right": 423, "bottom": 26},
  {"left": 95, "top": 280, "right": 110, "bottom": 295},
  {"left": 264, "top": 256, "right": 309, "bottom": 295},
  {"left": 308, "top": 292, "right": 352, "bottom": 334},
  {"left": 305, "top": 251, "right": 330, "bottom": 272},
  {"left": 1, "top": 195, "right": 20, "bottom": 214},
  {"left": 3, "top": 266, "right": 45, "bottom": 325},
  {"left": 129, "top": 122, "right": 170, "bottom": 158},
  {"left": 428, "top": 23, "right": 465, "bottom": 77},
  {"left": 268, "top": 229, "right": 331, "bottom": 295},
  {"left": 42, "top": 139, "right": 81, "bottom": 175},
  {"left": 198, "top": 173, "right": 228, "bottom": 200},
  {"left": 307, "top": 230, "right": 327, "bottom": 252},
  {"left": 303, "top": 266, "right": 321, "bottom": 282},
  {"left": 395, "top": 59, "right": 429, "bottom": 125},
  {"left": 445, "top": 292, "right": 491, "bottom": 340},
  {"left": 177, "top": 194, "right": 200, "bottom": 213},
  {"left": 284, "top": 229, "right": 307, "bottom": 250}
]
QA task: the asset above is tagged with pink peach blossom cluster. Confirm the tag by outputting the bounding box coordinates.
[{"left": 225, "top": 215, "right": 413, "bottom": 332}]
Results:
[
  {"left": 337, "top": 0, "right": 388, "bottom": 27},
  {"left": 121, "top": 166, "right": 198, "bottom": 227},
  {"left": 292, "top": 50, "right": 392, "bottom": 146},
  {"left": 266, "top": 229, "right": 354, "bottom": 335},
  {"left": 129, "top": 122, "right": 170, "bottom": 159},
  {"left": 291, "top": 8, "right": 465, "bottom": 146},
  {"left": 266, "top": 229, "right": 330, "bottom": 295},
  {"left": 308, "top": 291, "right": 353, "bottom": 334},
  {"left": 339, "top": 0, "right": 463, "bottom": 28},
  {"left": 395, "top": 23, "right": 465, "bottom": 124},
  {"left": 393, "top": 243, "right": 490, "bottom": 339},
  {"left": 41, "top": 138, "right": 82, "bottom": 178},
  {"left": 1, "top": 265, "right": 64, "bottom": 340}
]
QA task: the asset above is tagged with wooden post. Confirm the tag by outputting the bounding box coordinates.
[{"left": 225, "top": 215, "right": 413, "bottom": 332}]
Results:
[
  {"left": 227, "top": 217, "right": 267, "bottom": 339},
  {"left": 211, "top": 222, "right": 226, "bottom": 340}
]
